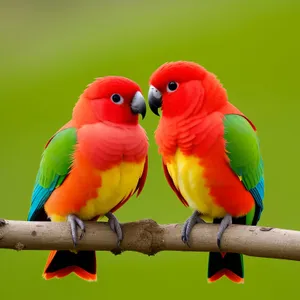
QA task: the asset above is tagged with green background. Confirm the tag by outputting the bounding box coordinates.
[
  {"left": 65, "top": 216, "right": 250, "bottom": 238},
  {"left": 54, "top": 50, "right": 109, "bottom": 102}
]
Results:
[{"left": 1, "top": 0, "right": 299, "bottom": 299}]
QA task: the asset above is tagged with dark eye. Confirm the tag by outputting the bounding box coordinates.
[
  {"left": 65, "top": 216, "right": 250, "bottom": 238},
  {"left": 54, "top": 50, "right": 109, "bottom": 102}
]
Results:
[
  {"left": 167, "top": 81, "right": 178, "bottom": 92},
  {"left": 111, "top": 93, "right": 124, "bottom": 105}
]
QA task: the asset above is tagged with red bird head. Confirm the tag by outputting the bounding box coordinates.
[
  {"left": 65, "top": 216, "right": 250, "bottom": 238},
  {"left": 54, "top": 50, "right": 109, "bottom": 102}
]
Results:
[
  {"left": 73, "top": 76, "right": 146, "bottom": 126},
  {"left": 148, "top": 61, "right": 228, "bottom": 119}
]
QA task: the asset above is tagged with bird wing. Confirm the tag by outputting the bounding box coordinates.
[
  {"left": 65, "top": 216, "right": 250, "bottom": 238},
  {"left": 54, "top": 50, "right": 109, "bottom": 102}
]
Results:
[
  {"left": 27, "top": 127, "right": 77, "bottom": 221},
  {"left": 223, "top": 114, "right": 264, "bottom": 225}
]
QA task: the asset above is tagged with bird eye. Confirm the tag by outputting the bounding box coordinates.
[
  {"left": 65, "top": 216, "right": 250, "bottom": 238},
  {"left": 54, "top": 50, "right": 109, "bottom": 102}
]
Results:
[
  {"left": 167, "top": 81, "right": 178, "bottom": 92},
  {"left": 111, "top": 93, "right": 124, "bottom": 105}
]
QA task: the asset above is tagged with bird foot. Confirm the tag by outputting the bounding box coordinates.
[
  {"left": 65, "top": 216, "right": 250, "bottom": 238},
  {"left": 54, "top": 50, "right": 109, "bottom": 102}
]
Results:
[
  {"left": 217, "top": 214, "right": 232, "bottom": 249},
  {"left": 67, "top": 214, "right": 86, "bottom": 247},
  {"left": 181, "top": 211, "right": 205, "bottom": 247},
  {"left": 105, "top": 212, "right": 123, "bottom": 252}
]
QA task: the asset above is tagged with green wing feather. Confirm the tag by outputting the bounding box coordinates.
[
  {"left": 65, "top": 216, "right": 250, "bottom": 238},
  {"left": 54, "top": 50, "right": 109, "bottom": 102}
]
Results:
[
  {"left": 223, "top": 114, "right": 264, "bottom": 225},
  {"left": 27, "top": 127, "right": 77, "bottom": 221}
]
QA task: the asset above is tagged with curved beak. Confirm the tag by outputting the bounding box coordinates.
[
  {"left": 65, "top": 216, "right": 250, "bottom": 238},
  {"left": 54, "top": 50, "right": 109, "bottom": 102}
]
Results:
[
  {"left": 148, "top": 85, "right": 162, "bottom": 116},
  {"left": 131, "top": 91, "right": 146, "bottom": 119}
]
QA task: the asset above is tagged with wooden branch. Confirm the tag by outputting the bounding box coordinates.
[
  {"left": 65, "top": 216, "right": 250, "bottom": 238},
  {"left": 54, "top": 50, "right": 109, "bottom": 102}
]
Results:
[{"left": 0, "top": 219, "right": 299, "bottom": 261}]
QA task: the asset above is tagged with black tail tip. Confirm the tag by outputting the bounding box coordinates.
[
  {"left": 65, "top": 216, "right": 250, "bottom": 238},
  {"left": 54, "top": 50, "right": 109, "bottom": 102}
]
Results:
[
  {"left": 208, "top": 252, "right": 244, "bottom": 283},
  {"left": 44, "top": 250, "right": 97, "bottom": 281}
]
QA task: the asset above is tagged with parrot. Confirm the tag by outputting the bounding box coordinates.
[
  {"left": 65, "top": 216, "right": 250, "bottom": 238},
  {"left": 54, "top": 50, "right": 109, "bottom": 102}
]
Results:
[
  {"left": 27, "top": 76, "right": 149, "bottom": 281},
  {"left": 147, "top": 61, "right": 264, "bottom": 283}
]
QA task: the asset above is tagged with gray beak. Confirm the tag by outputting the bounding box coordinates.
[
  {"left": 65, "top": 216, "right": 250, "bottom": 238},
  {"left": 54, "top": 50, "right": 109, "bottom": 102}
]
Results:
[
  {"left": 131, "top": 91, "right": 146, "bottom": 119},
  {"left": 148, "top": 85, "right": 162, "bottom": 116}
]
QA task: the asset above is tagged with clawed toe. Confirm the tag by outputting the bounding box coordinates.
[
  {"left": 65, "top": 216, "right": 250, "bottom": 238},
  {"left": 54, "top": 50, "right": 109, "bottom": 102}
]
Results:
[
  {"left": 67, "top": 214, "right": 86, "bottom": 247},
  {"left": 217, "top": 214, "right": 232, "bottom": 249},
  {"left": 106, "top": 212, "right": 123, "bottom": 249},
  {"left": 181, "top": 211, "right": 205, "bottom": 247}
]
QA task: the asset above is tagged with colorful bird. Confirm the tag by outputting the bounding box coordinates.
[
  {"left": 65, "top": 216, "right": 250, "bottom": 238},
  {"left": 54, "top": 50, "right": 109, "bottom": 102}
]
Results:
[
  {"left": 148, "top": 61, "right": 264, "bottom": 283},
  {"left": 28, "top": 76, "right": 149, "bottom": 281}
]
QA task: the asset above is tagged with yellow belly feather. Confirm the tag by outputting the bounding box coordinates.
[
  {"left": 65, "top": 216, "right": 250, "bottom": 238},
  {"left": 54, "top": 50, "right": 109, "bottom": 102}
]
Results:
[
  {"left": 77, "top": 161, "right": 145, "bottom": 220},
  {"left": 166, "top": 150, "right": 226, "bottom": 219}
]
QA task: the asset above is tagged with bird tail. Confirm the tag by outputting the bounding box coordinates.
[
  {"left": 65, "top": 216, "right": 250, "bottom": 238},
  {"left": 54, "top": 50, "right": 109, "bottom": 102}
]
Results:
[
  {"left": 207, "top": 252, "right": 244, "bottom": 283},
  {"left": 43, "top": 250, "right": 97, "bottom": 281}
]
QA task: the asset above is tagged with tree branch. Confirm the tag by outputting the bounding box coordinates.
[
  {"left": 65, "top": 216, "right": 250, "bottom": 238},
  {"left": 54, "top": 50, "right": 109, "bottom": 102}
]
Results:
[{"left": 0, "top": 219, "right": 299, "bottom": 261}]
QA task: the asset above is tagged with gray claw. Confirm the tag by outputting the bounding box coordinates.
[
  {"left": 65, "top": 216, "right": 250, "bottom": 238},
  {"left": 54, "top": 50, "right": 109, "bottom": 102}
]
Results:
[
  {"left": 217, "top": 214, "right": 232, "bottom": 249},
  {"left": 181, "top": 211, "right": 205, "bottom": 247},
  {"left": 67, "top": 214, "right": 86, "bottom": 247},
  {"left": 106, "top": 212, "right": 123, "bottom": 248}
]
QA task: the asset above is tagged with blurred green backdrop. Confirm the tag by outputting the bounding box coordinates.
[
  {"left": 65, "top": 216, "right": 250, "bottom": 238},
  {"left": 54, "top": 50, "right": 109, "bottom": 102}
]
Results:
[{"left": 0, "top": 0, "right": 299, "bottom": 299}]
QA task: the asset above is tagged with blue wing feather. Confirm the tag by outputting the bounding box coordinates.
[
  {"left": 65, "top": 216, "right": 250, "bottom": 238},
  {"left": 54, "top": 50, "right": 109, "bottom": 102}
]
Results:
[
  {"left": 248, "top": 160, "right": 264, "bottom": 224},
  {"left": 27, "top": 173, "right": 60, "bottom": 221}
]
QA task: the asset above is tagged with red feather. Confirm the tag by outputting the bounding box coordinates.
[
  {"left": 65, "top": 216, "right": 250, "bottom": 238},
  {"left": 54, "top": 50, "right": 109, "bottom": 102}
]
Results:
[{"left": 162, "top": 159, "right": 189, "bottom": 207}]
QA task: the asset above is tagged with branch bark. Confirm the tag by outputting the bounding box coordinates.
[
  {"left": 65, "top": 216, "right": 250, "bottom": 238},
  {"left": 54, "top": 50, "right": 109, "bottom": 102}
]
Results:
[{"left": 0, "top": 219, "right": 299, "bottom": 261}]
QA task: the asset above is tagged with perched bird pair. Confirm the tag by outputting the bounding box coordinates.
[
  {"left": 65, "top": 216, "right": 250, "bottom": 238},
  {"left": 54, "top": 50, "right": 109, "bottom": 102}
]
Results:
[{"left": 27, "top": 61, "right": 264, "bottom": 284}]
